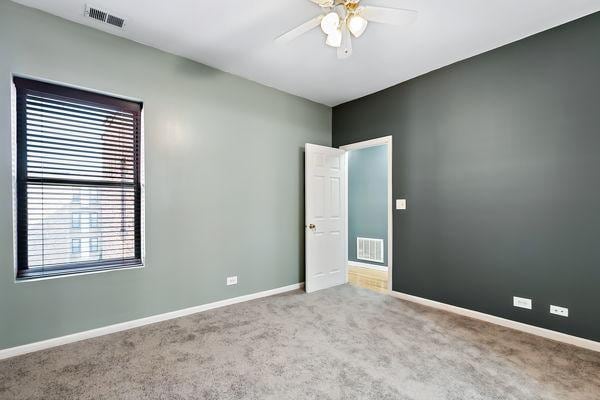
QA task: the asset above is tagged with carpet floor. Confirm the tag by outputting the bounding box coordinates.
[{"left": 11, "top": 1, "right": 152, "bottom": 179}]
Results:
[{"left": 1, "top": 285, "right": 599, "bottom": 400}]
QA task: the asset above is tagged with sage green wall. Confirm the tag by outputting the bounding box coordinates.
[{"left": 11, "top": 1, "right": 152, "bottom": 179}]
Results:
[{"left": 0, "top": 0, "right": 331, "bottom": 350}]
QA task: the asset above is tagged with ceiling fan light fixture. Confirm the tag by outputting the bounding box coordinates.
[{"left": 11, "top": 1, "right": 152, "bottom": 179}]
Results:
[
  {"left": 325, "top": 29, "right": 342, "bottom": 47},
  {"left": 320, "top": 11, "right": 340, "bottom": 35},
  {"left": 275, "top": 0, "right": 419, "bottom": 59},
  {"left": 347, "top": 14, "right": 368, "bottom": 37}
]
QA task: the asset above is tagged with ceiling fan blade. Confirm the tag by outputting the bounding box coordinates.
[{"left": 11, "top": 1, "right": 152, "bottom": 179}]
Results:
[
  {"left": 275, "top": 15, "right": 324, "bottom": 44},
  {"left": 358, "top": 6, "right": 417, "bottom": 26},
  {"left": 337, "top": 24, "right": 352, "bottom": 59}
]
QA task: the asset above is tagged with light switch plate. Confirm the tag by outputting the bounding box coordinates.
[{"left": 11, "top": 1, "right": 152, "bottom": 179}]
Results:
[
  {"left": 396, "top": 199, "right": 407, "bottom": 210},
  {"left": 513, "top": 296, "right": 532, "bottom": 309}
]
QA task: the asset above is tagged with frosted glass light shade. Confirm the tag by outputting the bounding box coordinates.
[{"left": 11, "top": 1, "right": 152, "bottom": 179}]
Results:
[
  {"left": 347, "top": 14, "right": 368, "bottom": 37},
  {"left": 326, "top": 28, "right": 342, "bottom": 47},
  {"left": 321, "top": 12, "right": 340, "bottom": 35}
]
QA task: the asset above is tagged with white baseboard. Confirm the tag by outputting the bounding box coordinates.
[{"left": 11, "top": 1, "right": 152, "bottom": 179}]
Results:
[
  {"left": 0, "top": 282, "right": 304, "bottom": 361},
  {"left": 348, "top": 260, "right": 388, "bottom": 272},
  {"left": 390, "top": 291, "right": 600, "bottom": 353}
]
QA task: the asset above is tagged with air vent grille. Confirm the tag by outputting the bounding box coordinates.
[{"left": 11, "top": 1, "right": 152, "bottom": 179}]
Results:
[
  {"left": 88, "top": 7, "right": 107, "bottom": 22},
  {"left": 357, "top": 237, "right": 384, "bottom": 263},
  {"left": 106, "top": 14, "right": 125, "bottom": 28},
  {"left": 84, "top": 5, "right": 125, "bottom": 29}
]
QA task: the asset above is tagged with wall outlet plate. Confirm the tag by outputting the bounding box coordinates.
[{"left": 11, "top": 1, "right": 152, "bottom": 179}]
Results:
[
  {"left": 396, "top": 199, "right": 407, "bottom": 210},
  {"left": 513, "top": 296, "right": 532, "bottom": 309},
  {"left": 550, "top": 305, "right": 569, "bottom": 317},
  {"left": 226, "top": 276, "right": 238, "bottom": 286}
]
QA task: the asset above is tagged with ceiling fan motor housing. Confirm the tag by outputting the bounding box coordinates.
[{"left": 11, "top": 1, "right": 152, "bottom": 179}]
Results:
[{"left": 334, "top": 4, "right": 348, "bottom": 19}]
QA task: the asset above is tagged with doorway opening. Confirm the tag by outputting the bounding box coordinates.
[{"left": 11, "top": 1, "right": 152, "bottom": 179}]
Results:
[{"left": 341, "top": 137, "right": 392, "bottom": 293}]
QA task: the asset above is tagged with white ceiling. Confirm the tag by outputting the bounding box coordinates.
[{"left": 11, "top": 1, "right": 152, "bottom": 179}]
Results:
[{"left": 12, "top": 0, "right": 600, "bottom": 106}]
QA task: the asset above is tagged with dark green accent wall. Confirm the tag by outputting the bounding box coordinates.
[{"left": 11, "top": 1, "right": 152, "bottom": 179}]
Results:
[
  {"left": 348, "top": 145, "right": 388, "bottom": 265},
  {"left": 333, "top": 12, "right": 600, "bottom": 342}
]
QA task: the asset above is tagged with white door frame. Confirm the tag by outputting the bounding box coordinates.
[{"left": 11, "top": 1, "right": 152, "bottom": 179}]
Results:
[{"left": 339, "top": 136, "right": 393, "bottom": 292}]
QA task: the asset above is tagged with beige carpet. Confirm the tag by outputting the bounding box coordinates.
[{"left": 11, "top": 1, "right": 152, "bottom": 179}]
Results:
[{"left": 1, "top": 285, "right": 599, "bottom": 399}]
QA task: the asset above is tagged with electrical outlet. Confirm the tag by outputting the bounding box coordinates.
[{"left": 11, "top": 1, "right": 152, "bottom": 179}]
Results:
[
  {"left": 226, "top": 276, "right": 238, "bottom": 286},
  {"left": 513, "top": 296, "right": 532, "bottom": 310},
  {"left": 550, "top": 305, "right": 569, "bottom": 317}
]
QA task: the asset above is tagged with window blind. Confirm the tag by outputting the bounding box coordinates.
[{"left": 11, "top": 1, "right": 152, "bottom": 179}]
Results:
[{"left": 14, "top": 77, "right": 143, "bottom": 279}]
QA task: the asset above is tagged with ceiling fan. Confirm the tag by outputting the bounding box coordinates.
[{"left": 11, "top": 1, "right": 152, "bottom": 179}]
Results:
[{"left": 276, "top": 0, "right": 418, "bottom": 59}]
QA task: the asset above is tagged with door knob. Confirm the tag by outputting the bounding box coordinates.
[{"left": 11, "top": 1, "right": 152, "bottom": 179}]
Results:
[{"left": 307, "top": 224, "right": 316, "bottom": 229}]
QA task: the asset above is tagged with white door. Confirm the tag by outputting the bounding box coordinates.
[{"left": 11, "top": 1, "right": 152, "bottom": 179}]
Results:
[{"left": 305, "top": 143, "right": 346, "bottom": 293}]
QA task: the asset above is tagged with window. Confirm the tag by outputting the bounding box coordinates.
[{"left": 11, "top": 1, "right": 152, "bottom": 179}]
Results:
[
  {"left": 14, "top": 77, "right": 143, "bottom": 279},
  {"left": 71, "top": 238, "right": 81, "bottom": 254},
  {"left": 90, "top": 237, "right": 99, "bottom": 253},
  {"left": 90, "top": 213, "right": 98, "bottom": 228},
  {"left": 89, "top": 189, "right": 99, "bottom": 204},
  {"left": 72, "top": 213, "right": 81, "bottom": 229}
]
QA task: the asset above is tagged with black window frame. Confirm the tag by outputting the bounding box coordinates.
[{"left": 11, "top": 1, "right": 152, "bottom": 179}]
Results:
[{"left": 15, "top": 77, "right": 143, "bottom": 280}]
